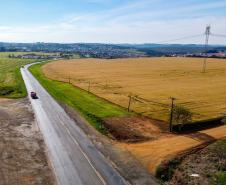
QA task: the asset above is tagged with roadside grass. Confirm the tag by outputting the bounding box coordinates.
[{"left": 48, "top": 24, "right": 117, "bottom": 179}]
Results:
[
  {"left": 0, "top": 52, "right": 40, "bottom": 98},
  {"left": 29, "top": 62, "right": 131, "bottom": 133}
]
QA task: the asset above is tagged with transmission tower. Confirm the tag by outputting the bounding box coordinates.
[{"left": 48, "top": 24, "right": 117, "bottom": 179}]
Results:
[{"left": 202, "top": 25, "right": 211, "bottom": 73}]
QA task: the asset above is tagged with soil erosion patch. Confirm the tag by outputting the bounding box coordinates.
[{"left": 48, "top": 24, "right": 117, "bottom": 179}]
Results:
[{"left": 0, "top": 98, "right": 54, "bottom": 185}]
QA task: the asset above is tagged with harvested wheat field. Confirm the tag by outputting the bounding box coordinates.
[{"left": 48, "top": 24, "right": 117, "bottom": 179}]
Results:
[{"left": 43, "top": 57, "right": 226, "bottom": 122}]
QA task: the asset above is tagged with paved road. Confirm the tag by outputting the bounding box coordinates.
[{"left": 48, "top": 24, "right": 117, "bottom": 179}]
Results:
[{"left": 21, "top": 63, "right": 130, "bottom": 185}]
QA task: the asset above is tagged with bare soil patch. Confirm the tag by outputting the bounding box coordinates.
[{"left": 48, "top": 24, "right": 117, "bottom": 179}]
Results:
[
  {"left": 118, "top": 125, "right": 226, "bottom": 174},
  {"left": 104, "top": 116, "right": 164, "bottom": 142},
  {"left": 0, "top": 98, "right": 54, "bottom": 185}
]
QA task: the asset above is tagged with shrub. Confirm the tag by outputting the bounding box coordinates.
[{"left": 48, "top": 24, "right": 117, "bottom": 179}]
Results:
[
  {"left": 221, "top": 117, "right": 226, "bottom": 125},
  {"left": 172, "top": 105, "right": 192, "bottom": 131},
  {"left": 156, "top": 158, "right": 182, "bottom": 181},
  {"left": 0, "top": 86, "right": 15, "bottom": 96}
]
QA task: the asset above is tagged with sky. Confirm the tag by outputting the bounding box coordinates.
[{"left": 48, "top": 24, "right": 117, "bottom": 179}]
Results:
[{"left": 0, "top": 0, "right": 226, "bottom": 44}]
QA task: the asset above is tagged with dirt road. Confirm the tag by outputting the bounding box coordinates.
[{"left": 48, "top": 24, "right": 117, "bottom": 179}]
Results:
[
  {"left": 0, "top": 98, "right": 54, "bottom": 185},
  {"left": 118, "top": 125, "right": 226, "bottom": 174}
]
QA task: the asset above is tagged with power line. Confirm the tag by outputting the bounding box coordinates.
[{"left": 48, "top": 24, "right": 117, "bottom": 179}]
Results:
[
  {"left": 156, "top": 34, "right": 204, "bottom": 44},
  {"left": 211, "top": 33, "right": 226, "bottom": 38},
  {"left": 151, "top": 29, "right": 225, "bottom": 45}
]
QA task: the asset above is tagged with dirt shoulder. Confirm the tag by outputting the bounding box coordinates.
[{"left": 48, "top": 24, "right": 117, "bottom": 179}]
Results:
[{"left": 0, "top": 98, "right": 55, "bottom": 185}]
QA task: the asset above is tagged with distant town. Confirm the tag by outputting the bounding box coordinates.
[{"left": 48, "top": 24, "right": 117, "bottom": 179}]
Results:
[
  {"left": 166, "top": 51, "right": 226, "bottom": 58},
  {"left": 1, "top": 42, "right": 226, "bottom": 59}
]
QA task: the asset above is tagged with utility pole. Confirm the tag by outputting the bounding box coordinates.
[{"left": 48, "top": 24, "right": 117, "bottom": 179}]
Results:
[
  {"left": 68, "top": 76, "right": 71, "bottom": 84},
  {"left": 128, "top": 94, "right": 132, "bottom": 112},
  {"left": 169, "top": 97, "right": 176, "bottom": 132},
  {"left": 202, "top": 25, "right": 211, "bottom": 73},
  {"left": 88, "top": 81, "right": 91, "bottom": 92}
]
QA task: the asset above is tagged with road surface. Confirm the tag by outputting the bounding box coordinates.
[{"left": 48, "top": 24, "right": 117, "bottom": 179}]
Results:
[{"left": 21, "top": 63, "right": 130, "bottom": 185}]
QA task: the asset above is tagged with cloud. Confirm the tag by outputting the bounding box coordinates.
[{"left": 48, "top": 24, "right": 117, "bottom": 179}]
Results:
[{"left": 0, "top": 0, "right": 226, "bottom": 44}]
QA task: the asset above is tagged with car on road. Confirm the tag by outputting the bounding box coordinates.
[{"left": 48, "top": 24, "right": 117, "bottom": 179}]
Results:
[{"left": 30, "top": 92, "right": 38, "bottom": 99}]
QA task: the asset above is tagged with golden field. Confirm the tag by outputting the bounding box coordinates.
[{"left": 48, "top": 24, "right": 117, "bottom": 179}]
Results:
[{"left": 42, "top": 57, "right": 226, "bottom": 122}]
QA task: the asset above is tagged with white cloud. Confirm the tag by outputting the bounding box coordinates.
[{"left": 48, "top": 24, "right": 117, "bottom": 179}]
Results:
[{"left": 0, "top": 0, "right": 226, "bottom": 44}]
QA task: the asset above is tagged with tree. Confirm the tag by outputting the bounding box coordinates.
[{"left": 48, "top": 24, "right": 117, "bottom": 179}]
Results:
[{"left": 172, "top": 105, "right": 192, "bottom": 131}]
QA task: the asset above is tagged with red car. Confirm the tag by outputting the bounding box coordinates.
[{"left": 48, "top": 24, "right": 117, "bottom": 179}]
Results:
[{"left": 30, "top": 92, "right": 38, "bottom": 99}]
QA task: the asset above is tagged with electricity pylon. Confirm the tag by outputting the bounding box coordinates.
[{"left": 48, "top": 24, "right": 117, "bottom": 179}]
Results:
[{"left": 202, "top": 25, "right": 211, "bottom": 73}]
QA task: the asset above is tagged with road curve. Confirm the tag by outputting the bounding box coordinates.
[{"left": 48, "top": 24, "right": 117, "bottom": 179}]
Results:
[{"left": 21, "top": 63, "right": 130, "bottom": 185}]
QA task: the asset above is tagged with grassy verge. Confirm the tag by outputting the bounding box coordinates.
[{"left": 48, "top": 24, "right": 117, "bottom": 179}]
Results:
[
  {"left": 0, "top": 52, "right": 41, "bottom": 98},
  {"left": 29, "top": 62, "right": 131, "bottom": 133}
]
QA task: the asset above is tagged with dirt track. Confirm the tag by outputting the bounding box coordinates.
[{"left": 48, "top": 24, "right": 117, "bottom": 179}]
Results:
[
  {"left": 118, "top": 125, "right": 226, "bottom": 174},
  {"left": 0, "top": 98, "right": 54, "bottom": 185}
]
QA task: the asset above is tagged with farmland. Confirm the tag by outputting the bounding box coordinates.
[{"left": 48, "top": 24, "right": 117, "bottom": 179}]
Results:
[
  {"left": 29, "top": 63, "right": 132, "bottom": 134},
  {"left": 0, "top": 52, "right": 40, "bottom": 98},
  {"left": 36, "top": 57, "right": 226, "bottom": 176},
  {"left": 42, "top": 57, "right": 226, "bottom": 122}
]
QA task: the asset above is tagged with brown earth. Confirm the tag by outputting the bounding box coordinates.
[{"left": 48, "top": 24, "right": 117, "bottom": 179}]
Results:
[
  {"left": 104, "top": 116, "right": 165, "bottom": 142},
  {"left": 0, "top": 98, "right": 55, "bottom": 185},
  {"left": 118, "top": 125, "right": 226, "bottom": 174}
]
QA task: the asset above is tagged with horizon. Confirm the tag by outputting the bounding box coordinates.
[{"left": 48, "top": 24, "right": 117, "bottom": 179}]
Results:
[
  {"left": 0, "top": 0, "right": 226, "bottom": 44},
  {"left": 1, "top": 42, "right": 226, "bottom": 47}
]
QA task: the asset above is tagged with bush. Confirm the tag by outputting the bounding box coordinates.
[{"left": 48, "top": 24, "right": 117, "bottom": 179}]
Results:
[
  {"left": 156, "top": 158, "right": 182, "bottom": 181},
  {"left": 0, "top": 86, "right": 15, "bottom": 96},
  {"left": 172, "top": 106, "right": 192, "bottom": 131},
  {"left": 221, "top": 117, "right": 226, "bottom": 125}
]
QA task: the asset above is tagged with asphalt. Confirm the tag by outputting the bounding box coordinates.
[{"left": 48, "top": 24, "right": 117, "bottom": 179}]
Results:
[{"left": 21, "top": 63, "right": 130, "bottom": 185}]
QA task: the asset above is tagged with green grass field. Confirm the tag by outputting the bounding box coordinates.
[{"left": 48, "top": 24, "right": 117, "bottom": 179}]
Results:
[
  {"left": 29, "top": 62, "right": 131, "bottom": 133},
  {"left": 0, "top": 52, "right": 41, "bottom": 98}
]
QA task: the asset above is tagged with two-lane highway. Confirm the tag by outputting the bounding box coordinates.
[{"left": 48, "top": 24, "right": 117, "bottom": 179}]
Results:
[{"left": 21, "top": 63, "right": 129, "bottom": 185}]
